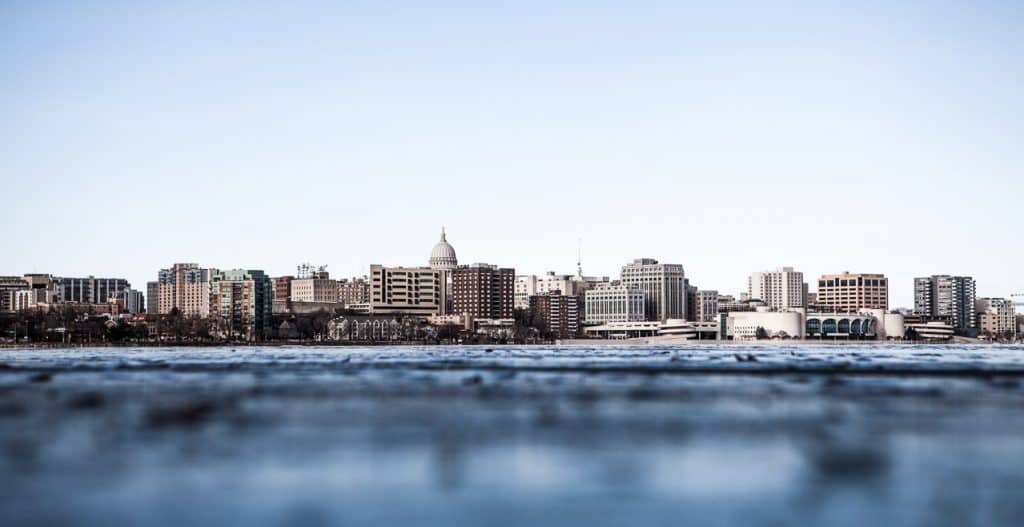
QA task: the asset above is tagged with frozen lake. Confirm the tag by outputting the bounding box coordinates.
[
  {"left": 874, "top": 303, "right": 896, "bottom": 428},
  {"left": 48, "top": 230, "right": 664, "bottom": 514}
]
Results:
[{"left": 2, "top": 344, "right": 1023, "bottom": 526}]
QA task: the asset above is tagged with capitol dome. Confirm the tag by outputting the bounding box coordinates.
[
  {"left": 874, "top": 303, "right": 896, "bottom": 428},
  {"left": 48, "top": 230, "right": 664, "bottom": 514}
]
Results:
[{"left": 429, "top": 227, "right": 458, "bottom": 270}]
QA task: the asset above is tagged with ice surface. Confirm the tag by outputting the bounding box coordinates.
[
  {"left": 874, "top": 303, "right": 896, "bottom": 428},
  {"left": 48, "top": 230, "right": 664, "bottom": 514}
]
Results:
[{"left": 1, "top": 344, "right": 1023, "bottom": 526}]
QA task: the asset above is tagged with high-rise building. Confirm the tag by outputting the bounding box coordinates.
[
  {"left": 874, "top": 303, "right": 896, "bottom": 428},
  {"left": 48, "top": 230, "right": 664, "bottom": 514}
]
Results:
[
  {"left": 451, "top": 264, "right": 515, "bottom": 319},
  {"left": 816, "top": 272, "right": 888, "bottom": 312},
  {"left": 914, "top": 275, "right": 976, "bottom": 333},
  {"left": 369, "top": 265, "right": 447, "bottom": 316},
  {"left": 976, "top": 298, "right": 1015, "bottom": 338},
  {"left": 584, "top": 284, "right": 645, "bottom": 324},
  {"left": 146, "top": 281, "right": 159, "bottom": 314},
  {"left": 58, "top": 276, "right": 131, "bottom": 304},
  {"left": 620, "top": 258, "right": 687, "bottom": 321},
  {"left": 156, "top": 263, "right": 214, "bottom": 317},
  {"left": 748, "top": 267, "right": 805, "bottom": 310},
  {"left": 529, "top": 290, "right": 581, "bottom": 339},
  {"left": 685, "top": 285, "right": 698, "bottom": 321},
  {"left": 210, "top": 269, "right": 272, "bottom": 340}
]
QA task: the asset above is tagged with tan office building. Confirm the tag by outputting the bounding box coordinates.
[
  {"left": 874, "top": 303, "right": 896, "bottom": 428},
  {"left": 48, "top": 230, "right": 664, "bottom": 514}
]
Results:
[
  {"left": 816, "top": 272, "right": 889, "bottom": 312},
  {"left": 369, "top": 265, "right": 447, "bottom": 316}
]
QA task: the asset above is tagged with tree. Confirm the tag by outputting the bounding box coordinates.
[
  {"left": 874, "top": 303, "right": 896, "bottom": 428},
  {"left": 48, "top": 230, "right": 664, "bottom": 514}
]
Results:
[{"left": 755, "top": 327, "right": 769, "bottom": 340}]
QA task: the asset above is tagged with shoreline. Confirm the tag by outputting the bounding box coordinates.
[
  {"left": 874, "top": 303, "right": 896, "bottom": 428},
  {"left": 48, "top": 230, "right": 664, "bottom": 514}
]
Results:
[{"left": 0, "top": 338, "right": 1011, "bottom": 350}]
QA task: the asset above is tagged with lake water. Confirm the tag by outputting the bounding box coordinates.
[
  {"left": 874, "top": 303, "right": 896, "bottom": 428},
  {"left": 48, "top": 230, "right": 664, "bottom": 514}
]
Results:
[{"left": 2, "top": 344, "right": 1023, "bottom": 526}]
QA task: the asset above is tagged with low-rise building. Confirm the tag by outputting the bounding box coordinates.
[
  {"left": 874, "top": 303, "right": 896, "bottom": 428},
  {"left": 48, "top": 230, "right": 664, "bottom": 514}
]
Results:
[
  {"left": 291, "top": 271, "right": 338, "bottom": 304},
  {"left": 976, "top": 298, "right": 1016, "bottom": 338}
]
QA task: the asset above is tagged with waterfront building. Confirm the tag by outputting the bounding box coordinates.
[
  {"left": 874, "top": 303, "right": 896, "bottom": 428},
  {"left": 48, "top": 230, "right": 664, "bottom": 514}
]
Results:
[
  {"left": 290, "top": 270, "right": 338, "bottom": 304},
  {"left": 156, "top": 263, "right": 214, "bottom": 317},
  {"left": 816, "top": 272, "right": 888, "bottom": 311},
  {"left": 913, "top": 275, "right": 977, "bottom": 334},
  {"left": 584, "top": 283, "right": 646, "bottom": 324},
  {"left": 146, "top": 281, "right": 159, "bottom": 314},
  {"left": 57, "top": 276, "right": 131, "bottom": 304},
  {"left": 726, "top": 311, "right": 805, "bottom": 340},
  {"left": 369, "top": 265, "right": 447, "bottom": 317},
  {"left": 271, "top": 276, "right": 293, "bottom": 314},
  {"left": 685, "top": 285, "right": 698, "bottom": 321},
  {"left": 660, "top": 319, "right": 720, "bottom": 340},
  {"left": 529, "top": 290, "right": 581, "bottom": 339},
  {"left": 748, "top": 267, "right": 805, "bottom": 310},
  {"left": 903, "top": 315, "right": 955, "bottom": 341},
  {"left": 582, "top": 320, "right": 662, "bottom": 339},
  {"left": 122, "top": 289, "right": 144, "bottom": 314},
  {"left": 210, "top": 269, "right": 272, "bottom": 341},
  {"left": 976, "top": 298, "right": 1016, "bottom": 338},
  {"left": 514, "top": 272, "right": 590, "bottom": 310},
  {"left": 338, "top": 277, "right": 370, "bottom": 306},
  {"left": 619, "top": 258, "right": 687, "bottom": 321},
  {"left": 717, "top": 294, "right": 754, "bottom": 313},
  {"left": 11, "top": 289, "right": 39, "bottom": 312},
  {"left": 23, "top": 274, "right": 60, "bottom": 304},
  {"left": 451, "top": 264, "right": 515, "bottom": 319},
  {"left": 0, "top": 276, "right": 28, "bottom": 312},
  {"left": 695, "top": 290, "right": 719, "bottom": 322}
]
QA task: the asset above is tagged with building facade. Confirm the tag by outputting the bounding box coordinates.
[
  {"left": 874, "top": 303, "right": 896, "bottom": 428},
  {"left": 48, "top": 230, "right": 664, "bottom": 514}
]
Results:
[
  {"left": 584, "top": 284, "right": 646, "bottom": 324},
  {"left": 156, "top": 263, "right": 214, "bottom": 317},
  {"left": 338, "top": 277, "right": 370, "bottom": 306},
  {"left": 816, "top": 272, "right": 888, "bottom": 312},
  {"left": 122, "top": 289, "right": 145, "bottom": 314},
  {"left": 451, "top": 264, "right": 515, "bottom": 319},
  {"left": 514, "top": 272, "right": 590, "bottom": 310},
  {"left": 210, "top": 269, "right": 272, "bottom": 340},
  {"left": 914, "top": 275, "right": 977, "bottom": 334},
  {"left": 290, "top": 271, "right": 338, "bottom": 304},
  {"left": 57, "top": 276, "right": 131, "bottom": 304},
  {"left": 529, "top": 290, "right": 581, "bottom": 339},
  {"left": 695, "top": 289, "right": 719, "bottom": 322},
  {"left": 748, "top": 267, "right": 805, "bottom": 310},
  {"left": 619, "top": 258, "right": 687, "bottom": 321},
  {"left": 0, "top": 276, "right": 28, "bottom": 312},
  {"left": 271, "top": 276, "right": 293, "bottom": 314},
  {"left": 369, "top": 265, "right": 447, "bottom": 317},
  {"left": 976, "top": 298, "right": 1016, "bottom": 338}
]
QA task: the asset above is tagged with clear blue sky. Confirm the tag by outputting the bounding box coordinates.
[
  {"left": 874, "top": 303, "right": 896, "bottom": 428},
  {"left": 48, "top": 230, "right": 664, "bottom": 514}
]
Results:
[{"left": 2, "top": 1, "right": 1022, "bottom": 307}]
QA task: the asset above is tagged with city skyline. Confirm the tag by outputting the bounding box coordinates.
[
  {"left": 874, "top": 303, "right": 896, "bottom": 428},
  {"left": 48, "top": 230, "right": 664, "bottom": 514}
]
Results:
[
  {"left": 0, "top": 225, "right": 1019, "bottom": 311},
  {"left": 3, "top": 2, "right": 1022, "bottom": 308}
]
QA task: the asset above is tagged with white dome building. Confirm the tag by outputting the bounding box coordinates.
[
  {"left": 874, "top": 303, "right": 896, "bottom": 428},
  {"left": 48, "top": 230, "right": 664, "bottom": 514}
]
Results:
[{"left": 429, "top": 227, "right": 458, "bottom": 270}]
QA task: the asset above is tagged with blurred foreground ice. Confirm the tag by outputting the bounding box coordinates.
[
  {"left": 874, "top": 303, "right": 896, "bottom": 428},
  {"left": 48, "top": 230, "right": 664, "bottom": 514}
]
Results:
[{"left": 1, "top": 344, "right": 1022, "bottom": 526}]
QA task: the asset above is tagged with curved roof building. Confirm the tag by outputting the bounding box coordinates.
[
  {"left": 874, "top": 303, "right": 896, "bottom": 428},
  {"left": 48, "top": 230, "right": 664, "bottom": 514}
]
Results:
[{"left": 429, "top": 227, "right": 458, "bottom": 270}]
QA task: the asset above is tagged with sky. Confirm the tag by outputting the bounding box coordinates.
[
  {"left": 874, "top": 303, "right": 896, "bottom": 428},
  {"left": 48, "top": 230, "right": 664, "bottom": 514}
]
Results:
[{"left": 1, "top": 0, "right": 1022, "bottom": 308}]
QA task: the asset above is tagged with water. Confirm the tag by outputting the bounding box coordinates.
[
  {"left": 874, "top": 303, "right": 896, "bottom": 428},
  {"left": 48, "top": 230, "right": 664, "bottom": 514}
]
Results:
[{"left": 1, "top": 344, "right": 1023, "bottom": 526}]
